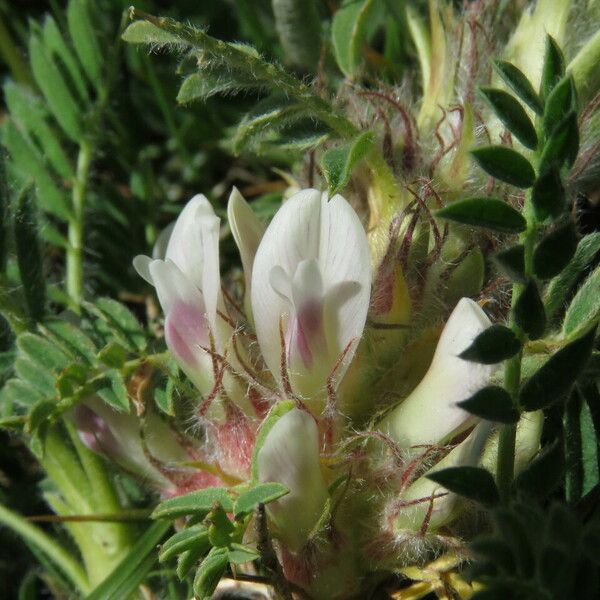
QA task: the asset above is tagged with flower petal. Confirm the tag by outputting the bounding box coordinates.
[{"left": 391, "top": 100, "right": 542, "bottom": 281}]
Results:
[
  {"left": 257, "top": 408, "right": 328, "bottom": 551},
  {"left": 251, "top": 189, "right": 371, "bottom": 397},
  {"left": 378, "top": 298, "right": 494, "bottom": 448},
  {"left": 227, "top": 187, "right": 265, "bottom": 294}
]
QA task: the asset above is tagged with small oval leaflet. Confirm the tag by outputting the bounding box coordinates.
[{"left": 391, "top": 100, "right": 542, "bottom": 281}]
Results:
[
  {"left": 436, "top": 198, "right": 526, "bottom": 233},
  {"left": 471, "top": 146, "right": 536, "bottom": 188}
]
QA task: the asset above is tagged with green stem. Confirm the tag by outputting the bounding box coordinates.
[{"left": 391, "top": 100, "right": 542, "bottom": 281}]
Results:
[
  {"left": 130, "top": 9, "right": 402, "bottom": 206},
  {"left": 497, "top": 190, "right": 537, "bottom": 502},
  {"left": 66, "top": 140, "right": 92, "bottom": 311},
  {"left": 0, "top": 502, "right": 89, "bottom": 593}
]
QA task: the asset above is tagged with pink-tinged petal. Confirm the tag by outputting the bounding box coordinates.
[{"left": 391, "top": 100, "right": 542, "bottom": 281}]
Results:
[
  {"left": 227, "top": 187, "right": 265, "bottom": 294},
  {"left": 378, "top": 298, "right": 494, "bottom": 448},
  {"left": 251, "top": 190, "right": 371, "bottom": 398},
  {"left": 73, "top": 399, "right": 186, "bottom": 492},
  {"left": 164, "top": 301, "right": 209, "bottom": 367},
  {"left": 148, "top": 259, "right": 205, "bottom": 318},
  {"left": 162, "top": 194, "right": 222, "bottom": 334},
  {"left": 257, "top": 408, "right": 328, "bottom": 551}
]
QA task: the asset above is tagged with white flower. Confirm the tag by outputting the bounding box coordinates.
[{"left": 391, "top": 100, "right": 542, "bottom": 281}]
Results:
[
  {"left": 378, "top": 297, "right": 494, "bottom": 448},
  {"left": 250, "top": 189, "right": 372, "bottom": 400},
  {"left": 257, "top": 407, "right": 328, "bottom": 551},
  {"left": 133, "top": 195, "right": 221, "bottom": 395}
]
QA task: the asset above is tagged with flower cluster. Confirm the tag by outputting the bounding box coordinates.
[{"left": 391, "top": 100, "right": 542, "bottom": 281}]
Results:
[{"left": 77, "top": 188, "right": 542, "bottom": 595}]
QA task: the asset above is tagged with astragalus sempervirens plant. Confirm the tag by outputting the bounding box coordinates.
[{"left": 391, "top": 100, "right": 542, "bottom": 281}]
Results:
[{"left": 1, "top": 0, "right": 600, "bottom": 599}]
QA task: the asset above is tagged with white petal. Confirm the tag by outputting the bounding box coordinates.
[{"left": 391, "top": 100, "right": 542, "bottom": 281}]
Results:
[
  {"left": 152, "top": 222, "right": 175, "bottom": 260},
  {"left": 148, "top": 259, "right": 204, "bottom": 316},
  {"left": 378, "top": 298, "right": 494, "bottom": 448},
  {"left": 165, "top": 195, "right": 220, "bottom": 297},
  {"left": 257, "top": 408, "right": 328, "bottom": 551},
  {"left": 251, "top": 189, "right": 371, "bottom": 396},
  {"left": 133, "top": 254, "right": 154, "bottom": 285},
  {"left": 227, "top": 187, "right": 265, "bottom": 293},
  {"left": 317, "top": 193, "right": 371, "bottom": 355},
  {"left": 199, "top": 209, "right": 221, "bottom": 335}
]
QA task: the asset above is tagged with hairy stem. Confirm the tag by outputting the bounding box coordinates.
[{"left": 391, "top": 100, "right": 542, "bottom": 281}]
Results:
[{"left": 497, "top": 192, "right": 536, "bottom": 502}]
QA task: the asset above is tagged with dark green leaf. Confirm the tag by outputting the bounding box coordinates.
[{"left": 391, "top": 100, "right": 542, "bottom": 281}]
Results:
[
  {"left": 42, "top": 320, "right": 97, "bottom": 365},
  {"left": 14, "top": 188, "right": 46, "bottom": 321},
  {"left": 233, "top": 99, "right": 306, "bottom": 153},
  {"left": 233, "top": 482, "right": 289, "bottom": 517},
  {"left": 2, "top": 121, "right": 71, "bottom": 220},
  {"left": 564, "top": 388, "right": 599, "bottom": 502},
  {"left": 159, "top": 525, "right": 210, "bottom": 563},
  {"left": 17, "top": 333, "right": 70, "bottom": 373},
  {"left": 546, "top": 233, "right": 600, "bottom": 320},
  {"left": 4, "top": 82, "right": 74, "bottom": 180},
  {"left": 492, "top": 509, "right": 535, "bottom": 577},
  {"left": 0, "top": 379, "right": 43, "bottom": 409},
  {"left": 56, "top": 363, "right": 88, "bottom": 397},
  {"left": 470, "top": 537, "right": 516, "bottom": 574},
  {"left": 533, "top": 220, "right": 578, "bottom": 280},
  {"left": 493, "top": 60, "right": 543, "bottom": 114},
  {"left": 321, "top": 131, "right": 375, "bottom": 195},
  {"left": 458, "top": 385, "right": 519, "bottom": 423},
  {"left": 514, "top": 440, "right": 564, "bottom": 498},
  {"left": 459, "top": 324, "right": 521, "bottom": 364},
  {"left": 493, "top": 244, "right": 526, "bottom": 283},
  {"left": 96, "top": 341, "right": 128, "bottom": 368},
  {"left": 177, "top": 546, "right": 205, "bottom": 580},
  {"left": 227, "top": 544, "right": 260, "bottom": 565},
  {"left": 152, "top": 487, "right": 233, "bottom": 519},
  {"left": 531, "top": 164, "right": 565, "bottom": 221},
  {"left": 540, "top": 35, "right": 565, "bottom": 101},
  {"left": 28, "top": 33, "right": 82, "bottom": 142},
  {"left": 193, "top": 547, "right": 229, "bottom": 599},
  {"left": 427, "top": 466, "right": 499, "bottom": 506},
  {"left": 436, "top": 198, "right": 526, "bottom": 233},
  {"left": 14, "top": 357, "right": 55, "bottom": 397},
  {"left": 41, "top": 17, "right": 89, "bottom": 104},
  {"left": 539, "top": 111, "right": 579, "bottom": 172},
  {"left": 84, "top": 521, "right": 170, "bottom": 600},
  {"left": 97, "top": 369, "right": 129, "bottom": 412},
  {"left": 544, "top": 76, "right": 576, "bottom": 135},
  {"left": 562, "top": 265, "right": 600, "bottom": 337},
  {"left": 331, "top": 0, "right": 376, "bottom": 78},
  {"left": 66, "top": 0, "right": 102, "bottom": 87},
  {"left": 177, "top": 69, "right": 266, "bottom": 104},
  {"left": 519, "top": 326, "right": 597, "bottom": 410},
  {"left": 471, "top": 146, "right": 536, "bottom": 188},
  {"left": 207, "top": 506, "right": 235, "bottom": 547},
  {"left": 87, "top": 298, "right": 146, "bottom": 352},
  {"left": 272, "top": 0, "right": 321, "bottom": 70},
  {"left": 480, "top": 87, "right": 538, "bottom": 149},
  {"left": 121, "top": 20, "right": 182, "bottom": 45},
  {"left": 514, "top": 279, "right": 546, "bottom": 340}
]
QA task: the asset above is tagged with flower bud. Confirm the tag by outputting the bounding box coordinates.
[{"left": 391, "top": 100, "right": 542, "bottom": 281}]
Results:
[
  {"left": 73, "top": 398, "right": 196, "bottom": 495},
  {"left": 378, "top": 297, "right": 494, "bottom": 448},
  {"left": 257, "top": 408, "right": 328, "bottom": 551}
]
